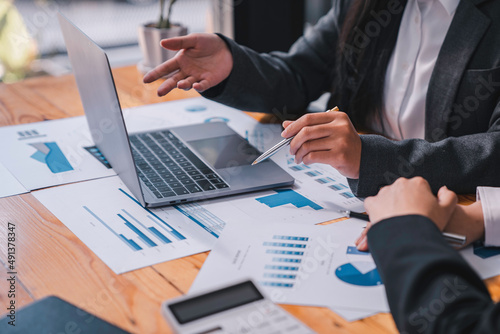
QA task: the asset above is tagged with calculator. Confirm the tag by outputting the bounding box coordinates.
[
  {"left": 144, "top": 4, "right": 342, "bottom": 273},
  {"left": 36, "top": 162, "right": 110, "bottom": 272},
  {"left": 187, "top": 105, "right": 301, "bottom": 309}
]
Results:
[{"left": 161, "top": 279, "right": 316, "bottom": 334}]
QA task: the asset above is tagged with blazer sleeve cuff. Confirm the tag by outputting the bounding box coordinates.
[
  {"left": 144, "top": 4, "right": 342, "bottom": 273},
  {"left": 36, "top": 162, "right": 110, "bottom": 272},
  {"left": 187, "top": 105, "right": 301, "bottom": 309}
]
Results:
[
  {"left": 348, "top": 135, "right": 394, "bottom": 197},
  {"left": 367, "top": 215, "right": 445, "bottom": 259},
  {"left": 477, "top": 187, "right": 500, "bottom": 247}
]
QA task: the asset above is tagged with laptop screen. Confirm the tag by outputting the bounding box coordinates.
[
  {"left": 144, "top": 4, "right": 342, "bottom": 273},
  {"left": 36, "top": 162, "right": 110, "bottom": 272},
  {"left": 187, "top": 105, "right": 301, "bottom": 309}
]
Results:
[{"left": 188, "top": 135, "right": 260, "bottom": 169}]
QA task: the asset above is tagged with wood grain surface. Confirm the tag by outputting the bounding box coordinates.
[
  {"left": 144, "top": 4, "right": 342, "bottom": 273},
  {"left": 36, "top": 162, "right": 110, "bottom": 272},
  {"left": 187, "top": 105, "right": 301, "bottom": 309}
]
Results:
[{"left": 0, "top": 66, "right": 493, "bottom": 333}]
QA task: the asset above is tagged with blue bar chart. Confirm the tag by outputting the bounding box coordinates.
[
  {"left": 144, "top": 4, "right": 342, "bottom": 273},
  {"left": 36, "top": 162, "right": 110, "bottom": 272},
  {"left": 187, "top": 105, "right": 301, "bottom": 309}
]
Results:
[
  {"left": 260, "top": 234, "right": 310, "bottom": 289},
  {"left": 339, "top": 191, "right": 355, "bottom": 199},
  {"left": 81, "top": 188, "right": 189, "bottom": 253},
  {"left": 17, "top": 129, "right": 46, "bottom": 141},
  {"left": 119, "top": 188, "right": 186, "bottom": 241},
  {"left": 174, "top": 202, "right": 226, "bottom": 238},
  {"left": 29, "top": 141, "right": 74, "bottom": 174},
  {"left": 32, "top": 176, "right": 228, "bottom": 273},
  {"left": 121, "top": 209, "right": 172, "bottom": 244},
  {"left": 305, "top": 170, "right": 322, "bottom": 177},
  {"left": 256, "top": 189, "right": 323, "bottom": 211},
  {"left": 289, "top": 165, "right": 310, "bottom": 172},
  {"left": 329, "top": 183, "right": 348, "bottom": 191},
  {"left": 315, "top": 177, "right": 336, "bottom": 184},
  {"left": 83, "top": 206, "right": 144, "bottom": 252},
  {"left": 276, "top": 151, "right": 362, "bottom": 210},
  {"left": 473, "top": 242, "right": 500, "bottom": 259}
]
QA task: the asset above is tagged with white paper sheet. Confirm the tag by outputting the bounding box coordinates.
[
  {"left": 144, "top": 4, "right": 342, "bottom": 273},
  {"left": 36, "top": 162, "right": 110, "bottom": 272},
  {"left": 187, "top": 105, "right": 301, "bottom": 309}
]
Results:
[
  {"left": 31, "top": 173, "right": 352, "bottom": 275},
  {"left": 0, "top": 117, "right": 115, "bottom": 190},
  {"left": 0, "top": 162, "right": 27, "bottom": 198},
  {"left": 33, "top": 176, "right": 246, "bottom": 274},
  {"left": 329, "top": 307, "right": 380, "bottom": 322},
  {"left": 190, "top": 219, "right": 390, "bottom": 312},
  {"left": 183, "top": 187, "right": 345, "bottom": 227},
  {"left": 271, "top": 149, "right": 365, "bottom": 213},
  {"left": 460, "top": 243, "right": 500, "bottom": 279}
]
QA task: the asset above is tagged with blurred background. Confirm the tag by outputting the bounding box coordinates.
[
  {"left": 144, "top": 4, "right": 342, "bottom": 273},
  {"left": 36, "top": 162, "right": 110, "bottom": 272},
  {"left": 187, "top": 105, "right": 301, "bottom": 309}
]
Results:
[{"left": 0, "top": 0, "right": 333, "bottom": 82}]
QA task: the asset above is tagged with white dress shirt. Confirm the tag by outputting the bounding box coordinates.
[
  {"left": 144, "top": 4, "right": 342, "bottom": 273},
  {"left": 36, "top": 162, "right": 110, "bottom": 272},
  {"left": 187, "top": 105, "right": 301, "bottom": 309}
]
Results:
[
  {"left": 477, "top": 187, "right": 500, "bottom": 247},
  {"left": 380, "top": 0, "right": 460, "bottom": 140}
]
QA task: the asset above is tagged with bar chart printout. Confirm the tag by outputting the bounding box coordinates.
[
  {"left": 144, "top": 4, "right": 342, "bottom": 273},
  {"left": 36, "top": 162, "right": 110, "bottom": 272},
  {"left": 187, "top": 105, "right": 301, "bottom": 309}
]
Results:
[
  {"left": 0, "top": 117, "right": 116, "bottom": 190},
  {"left": 174, "top": 202, "right": 226, "bottom": 238},
  {"left": 30, "top": 142, "right": 74, "bottom": 173},
  {"left": 33, "top": 176, "right": 229, "bottom": 274},
  {"left": 256, "top": 189, "right": 323, "bottom": 211},
  {"left": 190, "top": 219, "right": 390, "bottom": 312},
  {"left": 261, "top": 235, "right": 310, "bottom": 289},
  {"left": 81, "top": 188, "right": 189, "bottom": 253},
  {"left": 266, "top": 148, "right": 364, "bottom": 211},
  {"left": 473, "top": 242, "right": 500, "bottom": 259}
]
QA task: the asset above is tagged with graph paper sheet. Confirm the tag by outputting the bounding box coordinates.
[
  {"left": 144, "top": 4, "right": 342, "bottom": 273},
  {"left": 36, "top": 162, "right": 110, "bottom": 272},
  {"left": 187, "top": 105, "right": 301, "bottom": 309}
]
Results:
[
  {"left": 0, "top": 161, "right": 27, "bottom": 198},
  {"left": 189, "top": 219, "right": 390, "bottom": 312},
  {"left": 0, "top": 117, "right": 115, "bottom": 191},
  {"left": 31, "top": 173, "right": 349, "bottom": 274},
  {"left": 32, "top": 176, "right": 245, "bottom": 274}
]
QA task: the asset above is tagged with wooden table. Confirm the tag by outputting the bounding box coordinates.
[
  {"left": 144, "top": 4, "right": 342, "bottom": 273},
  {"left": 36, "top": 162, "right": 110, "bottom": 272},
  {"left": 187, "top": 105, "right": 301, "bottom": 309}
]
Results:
[{"left": 0, "top": 66, "right": 498, "bottom": 333}]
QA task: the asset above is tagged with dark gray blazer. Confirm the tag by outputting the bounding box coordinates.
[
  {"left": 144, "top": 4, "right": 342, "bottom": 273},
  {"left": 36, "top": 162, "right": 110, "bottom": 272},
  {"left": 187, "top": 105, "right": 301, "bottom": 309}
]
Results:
[
  {"left": 202, "top": 0, "right": 500, "bottom": 197},
  {"left": 368, "top": 215, "right": 500, "bottom": 333}
]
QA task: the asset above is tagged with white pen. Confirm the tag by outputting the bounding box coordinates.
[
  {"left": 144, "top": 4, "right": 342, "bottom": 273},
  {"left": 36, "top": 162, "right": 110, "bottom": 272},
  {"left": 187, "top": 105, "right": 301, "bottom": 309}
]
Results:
[{"left": 252, "top": 106, "right": 339, "bottom": 165}]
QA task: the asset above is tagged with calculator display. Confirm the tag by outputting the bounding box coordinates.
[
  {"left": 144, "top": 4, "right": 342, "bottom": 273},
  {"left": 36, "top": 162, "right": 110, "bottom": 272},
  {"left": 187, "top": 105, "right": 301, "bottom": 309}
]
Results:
[{"left": 169, "top": 281, "right": 264, "bottom": 324}]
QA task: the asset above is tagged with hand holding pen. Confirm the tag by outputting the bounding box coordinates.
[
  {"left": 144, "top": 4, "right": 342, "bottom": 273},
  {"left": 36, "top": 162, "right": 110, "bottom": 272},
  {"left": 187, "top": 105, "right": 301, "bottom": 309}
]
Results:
[
  {"left": 282, "top": 106, "right": 361, "bottom": 179},
  {"left": 252, "top": 106, "right": 339, "bottom": 165},
  {"left": 253, "top": 106, "right": 362, "bottom": 179}
]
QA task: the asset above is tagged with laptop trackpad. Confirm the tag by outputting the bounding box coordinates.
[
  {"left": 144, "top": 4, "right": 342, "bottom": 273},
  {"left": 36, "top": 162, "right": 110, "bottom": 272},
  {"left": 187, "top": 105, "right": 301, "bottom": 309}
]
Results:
[{"left": 188, "top": 135, "right": 260, "bottom": 169}]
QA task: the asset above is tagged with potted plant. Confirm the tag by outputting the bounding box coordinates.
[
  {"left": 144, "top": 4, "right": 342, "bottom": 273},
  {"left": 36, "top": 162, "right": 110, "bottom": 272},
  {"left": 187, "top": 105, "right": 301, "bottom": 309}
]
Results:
[{"left": 138, "top": 0, "right": 188, "bottom": 73}]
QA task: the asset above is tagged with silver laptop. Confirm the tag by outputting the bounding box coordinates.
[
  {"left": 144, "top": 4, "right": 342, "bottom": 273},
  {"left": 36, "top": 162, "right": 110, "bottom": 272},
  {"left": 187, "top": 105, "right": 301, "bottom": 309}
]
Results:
[{"left": 58, "top": 13, "right": 294, "bottom": 207}]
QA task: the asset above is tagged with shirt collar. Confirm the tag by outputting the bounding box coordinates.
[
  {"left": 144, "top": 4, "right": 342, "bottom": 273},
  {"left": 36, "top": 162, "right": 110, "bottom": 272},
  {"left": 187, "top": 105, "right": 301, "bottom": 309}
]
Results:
[{"left": 438, "top": 0, "right": 460, "bottom": 16}]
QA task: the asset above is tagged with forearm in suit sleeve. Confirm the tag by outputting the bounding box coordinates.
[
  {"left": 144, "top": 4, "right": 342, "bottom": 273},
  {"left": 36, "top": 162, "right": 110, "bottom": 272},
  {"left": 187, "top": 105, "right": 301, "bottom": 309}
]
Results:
[
  {"left": 368, "top": 215, "right": 500, "bottom": 334},
  {"left": 348, "top": 126, "right": 500, "bottom": 197},
  {"left": 201, "top": 2, "right": 350, "bottom": 116}
]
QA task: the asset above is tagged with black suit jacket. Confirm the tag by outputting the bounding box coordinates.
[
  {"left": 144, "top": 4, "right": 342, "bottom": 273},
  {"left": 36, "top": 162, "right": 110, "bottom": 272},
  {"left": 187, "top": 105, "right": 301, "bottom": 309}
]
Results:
[
  {"left": 202, "top": 0, "right": 500, "bottom": 197},
  {"left": 368, "top": 216, "right": 500, "bottom": 334}
]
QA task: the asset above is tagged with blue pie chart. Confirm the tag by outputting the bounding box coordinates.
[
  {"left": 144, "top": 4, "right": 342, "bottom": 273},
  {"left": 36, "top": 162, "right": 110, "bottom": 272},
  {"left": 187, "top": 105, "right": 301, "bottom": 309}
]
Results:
[
  {"left": 335, "top": 262, "right": 382, "bottom": 287},
  {"left": 204, "top": 117, "right": 229, "bottom": 123}
]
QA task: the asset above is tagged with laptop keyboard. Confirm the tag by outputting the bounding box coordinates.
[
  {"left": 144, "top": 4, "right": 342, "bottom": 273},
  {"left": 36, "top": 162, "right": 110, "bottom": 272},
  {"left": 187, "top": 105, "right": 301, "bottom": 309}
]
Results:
[{"left": 129, "top": 130, "right": 229, "bottom": 199}]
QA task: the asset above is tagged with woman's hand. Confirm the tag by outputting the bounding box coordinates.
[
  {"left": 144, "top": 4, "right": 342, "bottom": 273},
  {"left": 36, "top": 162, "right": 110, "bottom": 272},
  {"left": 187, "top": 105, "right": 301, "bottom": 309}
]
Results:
[
  {"left": 143, "top": 33, "right": 233, "bottom": 96},
  {"left": 282, "top": 110, "right": 362, "bottom": 179},
  {"left": 355, "top": 177, "right": 458, "bottom": 251},
  {"left": 443, "top": 201, "right": 485, "bottom": 248}
]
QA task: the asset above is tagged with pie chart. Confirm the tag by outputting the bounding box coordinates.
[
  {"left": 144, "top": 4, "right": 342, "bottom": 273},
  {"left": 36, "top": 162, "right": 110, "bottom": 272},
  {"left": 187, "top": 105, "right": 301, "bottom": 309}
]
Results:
[
  {"left": 204, "top": 117, "right": 229, "bottom": 123},
  {"left": 335, "top": 262, "right": 382, "bottom": 287}
]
